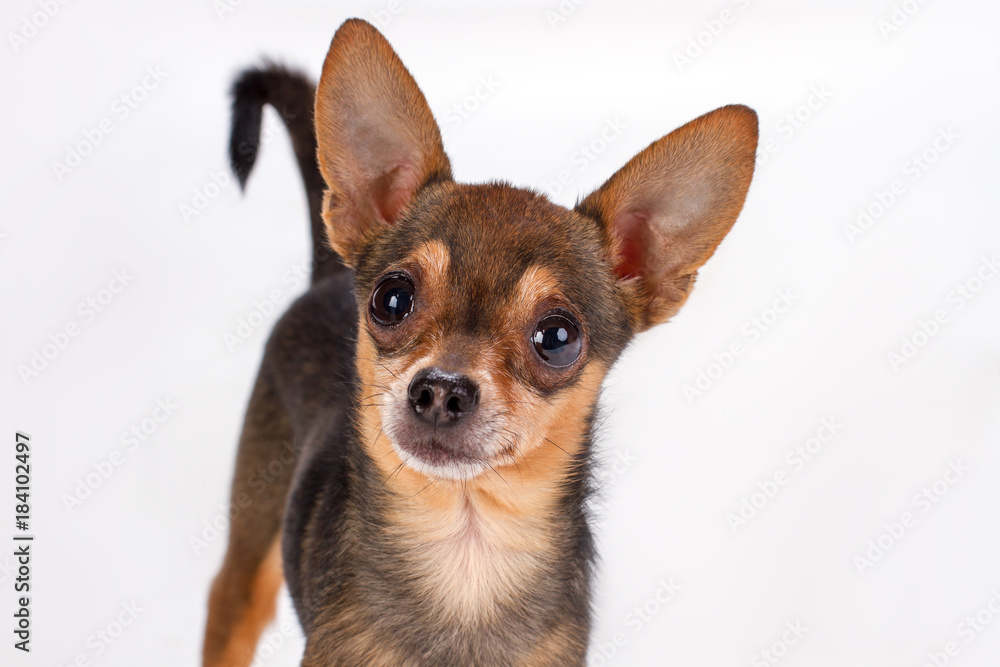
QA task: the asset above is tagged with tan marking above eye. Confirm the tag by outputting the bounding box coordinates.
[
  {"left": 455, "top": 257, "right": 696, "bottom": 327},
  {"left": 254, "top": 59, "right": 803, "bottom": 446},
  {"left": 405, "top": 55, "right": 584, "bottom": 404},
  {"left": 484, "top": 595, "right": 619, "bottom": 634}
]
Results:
[
  {"left": 375, "top": 239, "right": 451, "bottom": 329},
  {"left": 514, "top": 266, "right": 562, "bottom": 306},
  {"left": 497, "top": 265, "right": 568, "bottom": 337},
  {"left": 407, "top": 239, "right": 450, "bottom": 288}
]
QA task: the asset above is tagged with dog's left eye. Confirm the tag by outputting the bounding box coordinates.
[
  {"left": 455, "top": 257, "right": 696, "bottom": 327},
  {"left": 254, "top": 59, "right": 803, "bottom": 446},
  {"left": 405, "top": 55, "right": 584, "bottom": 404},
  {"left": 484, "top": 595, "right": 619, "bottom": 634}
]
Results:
[
  {"left": 532, "top": 314, "right": 581, "bottom": 367},
  {"left": 370, "top": 274, "right": 414, "bottom": 325}
]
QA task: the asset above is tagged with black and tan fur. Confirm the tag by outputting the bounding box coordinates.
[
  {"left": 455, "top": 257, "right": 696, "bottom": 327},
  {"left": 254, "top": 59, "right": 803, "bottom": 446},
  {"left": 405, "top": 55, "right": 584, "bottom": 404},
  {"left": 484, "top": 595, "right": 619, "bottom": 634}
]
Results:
[{"left": 203, "top": 19, "right": 758, "bottom": 667}]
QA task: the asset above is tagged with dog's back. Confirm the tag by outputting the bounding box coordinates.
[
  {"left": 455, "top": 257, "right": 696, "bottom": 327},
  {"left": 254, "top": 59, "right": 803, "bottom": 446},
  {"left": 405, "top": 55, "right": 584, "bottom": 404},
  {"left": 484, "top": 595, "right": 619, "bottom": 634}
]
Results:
[{"left": 203, "top": 63, "right": 358, "bottom": 666}]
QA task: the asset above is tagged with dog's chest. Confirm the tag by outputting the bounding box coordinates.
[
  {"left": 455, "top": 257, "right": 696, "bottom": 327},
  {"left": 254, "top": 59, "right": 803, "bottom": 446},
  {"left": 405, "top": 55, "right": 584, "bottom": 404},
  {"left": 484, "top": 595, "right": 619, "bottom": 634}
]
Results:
[
  {"left": 321, "top": 491, "right": 586, "bottom": 665},
  {"left": 401, "top": 504, "right": 550, "bottom": 619}
]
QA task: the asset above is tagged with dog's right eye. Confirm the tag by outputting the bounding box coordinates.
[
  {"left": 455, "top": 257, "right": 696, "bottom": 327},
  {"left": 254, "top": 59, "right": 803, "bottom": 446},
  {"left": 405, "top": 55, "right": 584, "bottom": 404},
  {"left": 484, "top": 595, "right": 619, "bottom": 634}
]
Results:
[
  {"left": 532, "top": 314, "right": 582, "bottom": 367},
  {"left": 370, "top": 274, "right": 415, "bottom": 326}
]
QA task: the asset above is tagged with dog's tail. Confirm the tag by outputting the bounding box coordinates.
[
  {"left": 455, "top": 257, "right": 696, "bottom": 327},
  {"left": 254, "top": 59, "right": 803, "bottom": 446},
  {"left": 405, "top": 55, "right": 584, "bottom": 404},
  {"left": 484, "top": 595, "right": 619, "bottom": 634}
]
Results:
[{"left": 229, "top": 62, "right": 346, "bottom": 282}]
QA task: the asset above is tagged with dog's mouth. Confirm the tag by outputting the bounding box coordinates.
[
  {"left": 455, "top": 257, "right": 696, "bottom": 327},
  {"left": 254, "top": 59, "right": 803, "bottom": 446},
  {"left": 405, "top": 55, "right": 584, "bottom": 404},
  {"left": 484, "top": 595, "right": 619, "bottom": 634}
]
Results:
[
  {"left": 394, "top": 437, "right": 486, "bottom": 477},
  {"left": 402, "top": 437, "right": 479, "bottom": 464}
]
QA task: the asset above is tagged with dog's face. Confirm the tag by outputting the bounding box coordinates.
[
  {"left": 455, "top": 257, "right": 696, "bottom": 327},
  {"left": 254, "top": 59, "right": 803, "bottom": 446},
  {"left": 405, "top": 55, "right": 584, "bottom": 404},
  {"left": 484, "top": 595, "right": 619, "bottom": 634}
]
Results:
[
  {"left": 314, "top": 20, "right": 758, "bottom": 484},
  {"left": 353, "top": 183, "right": 631, "bottom": 479}
]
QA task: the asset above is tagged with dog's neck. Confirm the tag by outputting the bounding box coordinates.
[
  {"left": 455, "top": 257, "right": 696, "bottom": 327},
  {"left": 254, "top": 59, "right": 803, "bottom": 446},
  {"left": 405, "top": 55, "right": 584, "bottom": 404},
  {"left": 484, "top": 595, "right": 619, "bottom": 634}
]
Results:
[{"left": 350, "top": 393, "right": 596, "bottom": 622}]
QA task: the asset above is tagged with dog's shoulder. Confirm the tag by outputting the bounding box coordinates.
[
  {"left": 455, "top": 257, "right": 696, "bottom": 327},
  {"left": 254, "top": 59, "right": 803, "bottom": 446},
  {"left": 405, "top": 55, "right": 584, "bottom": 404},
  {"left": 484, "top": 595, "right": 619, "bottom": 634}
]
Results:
[
  {"left": 260, "top": 268, "right": 359, "bottom": 438},
  {"left": 263, "top": 271, "right": 357, "bottom": 376}
]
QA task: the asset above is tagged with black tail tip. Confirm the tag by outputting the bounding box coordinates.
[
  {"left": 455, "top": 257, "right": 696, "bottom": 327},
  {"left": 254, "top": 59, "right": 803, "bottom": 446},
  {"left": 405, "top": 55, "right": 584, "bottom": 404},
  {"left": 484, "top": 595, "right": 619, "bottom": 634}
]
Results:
[
  {"left": 228, "top": 61, "right": 316, "bottom": 192},
  {"left": 229, "top": 67, "right": 272, "bottom": 191}
]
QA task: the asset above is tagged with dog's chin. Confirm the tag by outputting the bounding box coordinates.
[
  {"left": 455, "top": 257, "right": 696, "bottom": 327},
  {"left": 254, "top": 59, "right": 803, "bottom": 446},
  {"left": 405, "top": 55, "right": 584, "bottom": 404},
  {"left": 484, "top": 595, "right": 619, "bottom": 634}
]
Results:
[{"left": 391, "top": 438, "right": 490, "bottom": 481}]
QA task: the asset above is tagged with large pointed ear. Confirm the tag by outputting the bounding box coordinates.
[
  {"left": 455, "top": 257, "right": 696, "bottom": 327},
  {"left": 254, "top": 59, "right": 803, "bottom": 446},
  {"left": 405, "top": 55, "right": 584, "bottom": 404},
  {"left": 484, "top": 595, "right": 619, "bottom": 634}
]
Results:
[
  {"left": 315, "top": 19, "right": 451, "bottom": 266},
  {"left": 576, "top": 104, "right": 758, "bottom": 331}
]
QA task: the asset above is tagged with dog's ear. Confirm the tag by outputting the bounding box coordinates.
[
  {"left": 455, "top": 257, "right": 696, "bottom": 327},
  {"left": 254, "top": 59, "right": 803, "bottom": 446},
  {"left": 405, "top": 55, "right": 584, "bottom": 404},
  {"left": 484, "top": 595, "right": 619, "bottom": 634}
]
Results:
[
  {"left": 315, "top": 19, "right": 451, "bottom": 266},
  {"left": 577, "top": 105, "right": 758, "bottom": 332}
]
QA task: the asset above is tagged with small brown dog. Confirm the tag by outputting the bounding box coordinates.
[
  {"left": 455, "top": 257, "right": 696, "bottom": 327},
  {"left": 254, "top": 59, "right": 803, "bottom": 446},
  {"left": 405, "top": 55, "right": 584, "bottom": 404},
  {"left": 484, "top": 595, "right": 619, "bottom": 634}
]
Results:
[{"left": 203, "top": 18, "right": 757, "bottom": 667}]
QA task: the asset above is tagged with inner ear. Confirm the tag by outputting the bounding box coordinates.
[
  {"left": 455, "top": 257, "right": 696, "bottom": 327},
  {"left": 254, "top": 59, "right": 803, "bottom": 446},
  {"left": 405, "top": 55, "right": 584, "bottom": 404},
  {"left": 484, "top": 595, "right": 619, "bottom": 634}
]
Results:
[
  {"left": 610, "top": 211, "right": 653, "bottom": 281},
  {"left": 372, "top": 164, "right": 422, "bottom": 223}
]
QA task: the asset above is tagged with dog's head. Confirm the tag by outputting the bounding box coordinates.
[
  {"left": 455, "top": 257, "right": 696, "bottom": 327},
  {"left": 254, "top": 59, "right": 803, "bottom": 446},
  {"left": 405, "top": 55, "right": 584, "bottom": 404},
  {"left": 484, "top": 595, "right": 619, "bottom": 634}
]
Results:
[{"left": 315, "top": 20, "right": 757, "bottom": 485}]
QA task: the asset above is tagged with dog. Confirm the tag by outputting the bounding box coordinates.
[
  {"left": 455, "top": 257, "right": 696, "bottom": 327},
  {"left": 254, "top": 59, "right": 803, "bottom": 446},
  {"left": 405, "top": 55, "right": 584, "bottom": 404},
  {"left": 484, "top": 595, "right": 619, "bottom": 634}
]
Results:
[{"left": 203, "top": 18, "right": 758, "bottom": 667}]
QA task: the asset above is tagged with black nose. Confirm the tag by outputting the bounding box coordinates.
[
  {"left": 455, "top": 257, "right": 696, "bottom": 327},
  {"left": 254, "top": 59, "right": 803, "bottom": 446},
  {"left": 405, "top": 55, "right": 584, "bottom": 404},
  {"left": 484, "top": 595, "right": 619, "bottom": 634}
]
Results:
[{"left": 407, "top": 368, "right": 480, "bottom": 425}]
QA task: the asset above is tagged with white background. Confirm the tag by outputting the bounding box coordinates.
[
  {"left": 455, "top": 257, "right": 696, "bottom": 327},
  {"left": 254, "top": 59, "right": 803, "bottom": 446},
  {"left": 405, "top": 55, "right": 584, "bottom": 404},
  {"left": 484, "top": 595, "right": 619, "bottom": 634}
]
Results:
[{"left": 2, "top": 1, "right": 999, "bottom": 665}]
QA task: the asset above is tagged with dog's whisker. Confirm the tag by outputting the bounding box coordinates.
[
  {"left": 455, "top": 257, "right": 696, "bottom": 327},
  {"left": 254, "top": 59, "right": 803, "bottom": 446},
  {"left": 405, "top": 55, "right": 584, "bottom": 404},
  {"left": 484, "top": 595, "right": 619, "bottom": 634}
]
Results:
[{"left": 543, "top": 436, "right": 570, "bottom": 457}]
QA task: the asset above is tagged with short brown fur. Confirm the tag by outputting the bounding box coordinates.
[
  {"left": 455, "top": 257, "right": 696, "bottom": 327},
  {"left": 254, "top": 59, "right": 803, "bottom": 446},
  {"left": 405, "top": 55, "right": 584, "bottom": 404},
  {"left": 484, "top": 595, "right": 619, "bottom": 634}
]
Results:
[
  {"left": 204, "top": 538, "right": 283, "bottom": 667},
  {"left": 205, "top": 17, "right": 757, "bottom": 666}
]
